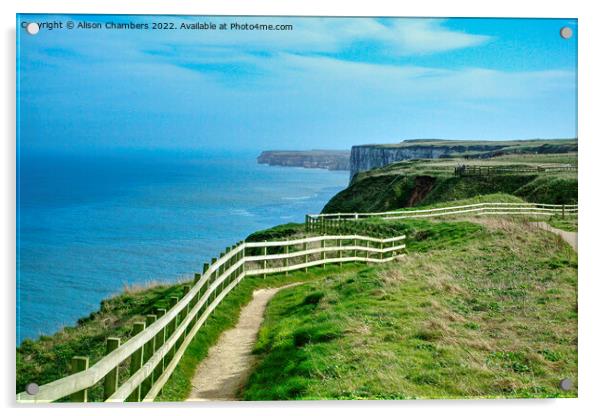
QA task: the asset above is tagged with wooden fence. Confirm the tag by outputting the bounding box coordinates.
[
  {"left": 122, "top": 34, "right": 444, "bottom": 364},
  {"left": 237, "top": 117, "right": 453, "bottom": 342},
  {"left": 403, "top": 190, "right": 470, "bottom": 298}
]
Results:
[
  {"left": 454, "top": 164, "right": 577, "bottom": 176},
  {"left": 17, "top": 233, "right": 406, "bottom": 403},
  {"left": 306, "top": 201, "right": 578, "bottom": 231}
]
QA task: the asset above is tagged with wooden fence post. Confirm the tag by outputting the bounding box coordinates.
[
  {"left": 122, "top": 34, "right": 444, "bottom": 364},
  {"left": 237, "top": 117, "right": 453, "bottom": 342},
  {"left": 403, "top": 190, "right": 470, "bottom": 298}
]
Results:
[
  {"left": 238, "top": 242, "right": 244, "bottom": 280},
  {"left": 182, "top": 286, "right": 191, "bottom": 321},
  {"left": 304, "top": 241, "right": 308, "bottom": 272},
  {"left": 241, "top": 241, "right": 246, "bottom": 278},
  {"left": 169, "top": 296, "right": 179, "bottom": 326},
  {"left": 155, "top": 308, "right": 167, "bottom": 393},
  {"left": 141, "top": 315, "right": 157, "bottom": 398},
  {"left": 70, "top": 356, "right": 89, "bottom": 402},
  {"left": 218, "top": 250, "right": 227, "bottom": 294},
  {"left": 103, "top": 338, "right": 120, "bottom": 400},
  {"left": 202, "top": 263, "right": 209, "bottom": 299},
  {"left": 339, "top": 238, "right": 343, "bottom": 267},
  {"left": 210, "top": 259, "right": 217, "bottom": 301},
  {"left": 263, "top": 241, "right": 267, "bottom": 279},
  {"left": 210, "top": 258, "right": 217, "bottom": 301},
  {"left": 126, "top": 322, "right": 146, "bottom": 402},
  {"left": 562, "top": 204, "right": 565, "bottom": 219},
  {"left": 321, "top": 236, "right": 326, "bottom": 268},
  {"left": 285, "top": 244, "right": 289, "bottom": 276},
  {"left": 193, "top": 272, "right": 202, "bottom": 306}
]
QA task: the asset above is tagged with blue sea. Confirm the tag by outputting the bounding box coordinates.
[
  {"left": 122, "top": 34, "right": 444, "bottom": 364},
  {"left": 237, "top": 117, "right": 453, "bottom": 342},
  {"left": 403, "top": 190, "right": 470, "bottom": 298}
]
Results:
[{"left": 16, "top": 149, "right": 348, "bottom": 345}]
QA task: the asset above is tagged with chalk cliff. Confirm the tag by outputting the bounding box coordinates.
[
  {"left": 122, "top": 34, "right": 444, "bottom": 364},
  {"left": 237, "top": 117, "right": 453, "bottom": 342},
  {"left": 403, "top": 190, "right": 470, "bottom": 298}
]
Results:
[
  {"left": 349, "top": 139, "right": 577, "bottom": 180},
  {"left": 257, "top": 150, "right": 350, "bottom": 171}
]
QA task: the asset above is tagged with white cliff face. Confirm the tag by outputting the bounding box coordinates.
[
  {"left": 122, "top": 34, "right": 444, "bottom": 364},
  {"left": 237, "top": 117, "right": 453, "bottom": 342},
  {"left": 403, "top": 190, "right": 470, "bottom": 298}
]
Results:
[
  {"left": 349, "top": 144, "right": 507, "bottom": 180},
  {"left": 350, "top": 146, "right": 442, "bottom": 178}
]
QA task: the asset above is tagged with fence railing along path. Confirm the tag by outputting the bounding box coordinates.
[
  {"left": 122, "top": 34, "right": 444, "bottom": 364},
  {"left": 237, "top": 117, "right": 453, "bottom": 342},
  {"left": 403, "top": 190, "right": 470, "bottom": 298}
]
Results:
[
  {"left": 17, "top": 233, "right": 406, "bottom": 403},
  {"left": 453, "top": 164, "right": 577, "bottom": 176},
  {"left": 306, "top": 201, "right": 578, "bottom": 231}
]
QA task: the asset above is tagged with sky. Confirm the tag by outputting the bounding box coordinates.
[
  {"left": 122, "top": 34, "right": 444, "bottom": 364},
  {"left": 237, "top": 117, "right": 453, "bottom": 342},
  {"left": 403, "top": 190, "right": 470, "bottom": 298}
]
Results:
[{"left": 16, "top": 15, "right": 578, "bottom": 152}]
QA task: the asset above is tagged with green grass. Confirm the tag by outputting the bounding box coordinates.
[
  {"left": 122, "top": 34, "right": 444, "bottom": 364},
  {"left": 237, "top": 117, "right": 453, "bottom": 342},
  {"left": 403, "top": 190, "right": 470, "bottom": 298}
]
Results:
[
  {"left": 323, "top": 154, "right": 577, "bottom": 213},
  {"left": 547, "top": 215, "right": 578, "bottom": 232},
  {"left": 157, "top": 264, "right": 367, "bottom": 401},
  {"left": 246, "top": 223, "right": 306, "bottom": 242},
  {"left": 368, "top": 138, "right": 576, "bottom": 149},
  {"left": 494, "top": 152, "right": 577, "bottom": 165},
  {"left": 391, "top": 193, "right": 525, "bottom": 211},
  {"left": 352, "top": 218, "right": 483, "bottom": 253},
  {"left": 17, "top": 182, "right": 578, "bottom": 402},
  {"left": 17, "top": 281, "right": 192, "bottom": 399},
  {"left": 243, "top": 218, "right": 577, "bottom": 400},
  {"left": 16, "top": 257, "right": 367, "bottom": 401}
]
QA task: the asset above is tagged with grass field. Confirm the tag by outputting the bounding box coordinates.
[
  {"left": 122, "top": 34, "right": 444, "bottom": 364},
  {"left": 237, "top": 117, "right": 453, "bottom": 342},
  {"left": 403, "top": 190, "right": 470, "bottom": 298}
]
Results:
[
  {"left": 366, "top": 138, "right": 576, "bottom": 149},
  {"left": 547, "top": 215, "right": 578, "bottom": 232},
  {"left": 243, "top": 217, "right": 578, "bottom": 400},
  {"left": 157, "top": 264, "right": 367, "bottom": 401},
  {"left": 323, "top": 153, "right": 577, "bottom": 213}
]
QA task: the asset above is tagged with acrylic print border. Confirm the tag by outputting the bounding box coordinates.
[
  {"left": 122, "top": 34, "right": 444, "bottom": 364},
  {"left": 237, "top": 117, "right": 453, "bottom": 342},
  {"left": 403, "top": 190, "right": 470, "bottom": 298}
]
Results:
[
  {"left": 7, "top": 1, "right": 588, "bottom": 414},
  {"left": 15, "top": 12, "right": 578, "bottom": 404}
]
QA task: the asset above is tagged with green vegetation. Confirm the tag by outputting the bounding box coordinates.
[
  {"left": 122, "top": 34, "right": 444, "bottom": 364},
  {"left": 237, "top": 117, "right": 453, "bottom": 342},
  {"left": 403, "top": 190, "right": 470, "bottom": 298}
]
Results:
[
  {"left": 367, "top": 138, "right": 577, "bottom": 156},
  {"left": 16, "top": 243, "right": 367, "bottom": 401},
  {"left": 547, "top": 215, "right": 578, "bottom": 232},
  {"left": 157, "top": 264, "right": 366, "bottom": 401},
  {"left": 375, "top": 138, "right": 576, "bottom": 147},
  {"left": 17, "top": 281, "right": 192, "bottom": 400},
  {"left": 246, "top": 223, "right": 305, "bottom": 242},
  {"left": 390, "top": 193, "right": 524, "bottom": 211},
  {"left": 17, "top": 148, "right": 578, "bottom": 402},
  {"left": 243, "top": 218, "right": 578, "bottom": 399},
  {"left": 323, "top": 154, "right": 577, "bottom": 213}
]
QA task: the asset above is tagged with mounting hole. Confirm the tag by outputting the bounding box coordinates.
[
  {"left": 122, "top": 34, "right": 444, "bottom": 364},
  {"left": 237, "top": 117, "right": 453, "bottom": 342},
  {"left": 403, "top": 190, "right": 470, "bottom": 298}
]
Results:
[
  {"left": 26, "top": 22, "right": 40, "bottom": 35},
  {"left": 560, "top": 26, "right": 573, "bottom": 40},
  {"left": 25, "top": 383, "right": 39, "bottom": 395},
  {"left": 559, "top": 378, "right": 573, "bottom": 391}
]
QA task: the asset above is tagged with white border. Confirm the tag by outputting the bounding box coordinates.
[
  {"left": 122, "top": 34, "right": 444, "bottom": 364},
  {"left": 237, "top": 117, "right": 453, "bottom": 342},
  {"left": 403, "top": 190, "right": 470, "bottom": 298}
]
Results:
[{"left": 2, "top": 1, "right": 601, "bottom": 415}]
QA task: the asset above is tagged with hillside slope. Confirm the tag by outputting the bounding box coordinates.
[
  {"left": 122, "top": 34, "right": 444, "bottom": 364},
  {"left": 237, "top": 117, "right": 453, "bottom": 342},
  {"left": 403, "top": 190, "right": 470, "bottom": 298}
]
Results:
[
  {"left": 243, "top": 218, "right": 578, "bottom": 399},
  {"left": 323, "top": 155, "right": 577, "bottom": 213}
]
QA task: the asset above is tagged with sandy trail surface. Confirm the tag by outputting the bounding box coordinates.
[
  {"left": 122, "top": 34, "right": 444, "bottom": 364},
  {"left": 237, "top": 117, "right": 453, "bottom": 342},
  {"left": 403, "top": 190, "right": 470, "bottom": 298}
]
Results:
[
  {"left": 187, "top": 282, "right": 301, "bottom": 401},
  {"left": 534, "top": 222, "right": 577, "bottom": 252}
]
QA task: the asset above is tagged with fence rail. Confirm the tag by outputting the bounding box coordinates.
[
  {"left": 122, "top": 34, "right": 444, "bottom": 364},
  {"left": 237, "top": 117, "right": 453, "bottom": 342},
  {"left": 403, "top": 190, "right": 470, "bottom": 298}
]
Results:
[
  {"left": 453, "top": 164, "right": 577, "bottom": 176},
  {"left": 306, "top": 202, "right": 578, "bottom": 230},
  {"left": 17, "top": 233, "right": 406, "bottom": 403}
]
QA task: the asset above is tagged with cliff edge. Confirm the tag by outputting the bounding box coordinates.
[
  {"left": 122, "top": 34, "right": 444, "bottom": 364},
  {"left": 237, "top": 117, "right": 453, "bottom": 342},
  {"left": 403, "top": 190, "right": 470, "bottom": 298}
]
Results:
[{"left": 350, "top": 139, "right": 577, "bottom": 180}]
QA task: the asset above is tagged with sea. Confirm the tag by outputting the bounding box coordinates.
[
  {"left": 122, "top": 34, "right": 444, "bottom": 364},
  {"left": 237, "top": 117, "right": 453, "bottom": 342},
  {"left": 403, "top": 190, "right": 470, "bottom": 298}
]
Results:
[{"left": 16, "top": 149, "right": 348, "bottom": 345}]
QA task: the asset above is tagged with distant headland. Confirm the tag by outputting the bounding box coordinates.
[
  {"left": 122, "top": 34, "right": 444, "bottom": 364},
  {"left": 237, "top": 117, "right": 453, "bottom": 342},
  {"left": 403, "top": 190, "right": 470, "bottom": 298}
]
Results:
[{"left": 257, "top": 150, "right": 350, "bottom": 171}]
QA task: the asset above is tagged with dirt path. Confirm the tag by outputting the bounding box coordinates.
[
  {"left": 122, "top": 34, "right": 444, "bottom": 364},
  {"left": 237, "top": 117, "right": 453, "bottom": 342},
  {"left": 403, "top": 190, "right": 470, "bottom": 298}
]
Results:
[
  {"left": 534, "top": 222, "right": 578, "bottom": 252},
  {"left": 187, "top": 282, "right": 302, "bottom": 401}
]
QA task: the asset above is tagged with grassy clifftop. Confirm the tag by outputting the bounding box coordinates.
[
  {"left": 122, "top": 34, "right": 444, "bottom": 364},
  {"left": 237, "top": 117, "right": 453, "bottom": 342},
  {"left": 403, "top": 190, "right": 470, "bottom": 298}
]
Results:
[
  {"left": 323, "top": 154, "right": 577, "bottom": 213},
  {"left": 361, "top": 138, "right": 576, "bottom": 149},
  {"left": 243, "top": 218, "right": 578, "bottom": 399}
]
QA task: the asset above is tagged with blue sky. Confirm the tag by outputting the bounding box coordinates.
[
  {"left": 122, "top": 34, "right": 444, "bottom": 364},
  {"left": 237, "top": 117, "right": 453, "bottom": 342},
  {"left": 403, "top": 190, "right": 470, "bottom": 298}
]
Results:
[{"left": 17, "top": 15, "right": 577, "bottom": 152}]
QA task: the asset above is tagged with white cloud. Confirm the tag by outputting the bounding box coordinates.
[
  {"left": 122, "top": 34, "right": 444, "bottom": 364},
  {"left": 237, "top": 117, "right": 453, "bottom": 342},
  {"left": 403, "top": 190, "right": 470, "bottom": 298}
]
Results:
[
  {"left": 383, "top": 19, "right": 491, "bottom": 54},
  {"left": 22, "top": 15, "right": 491, "bottom": 60},
  {"left": 250, "top": 53, "right": 574, "bottom": 102}
]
